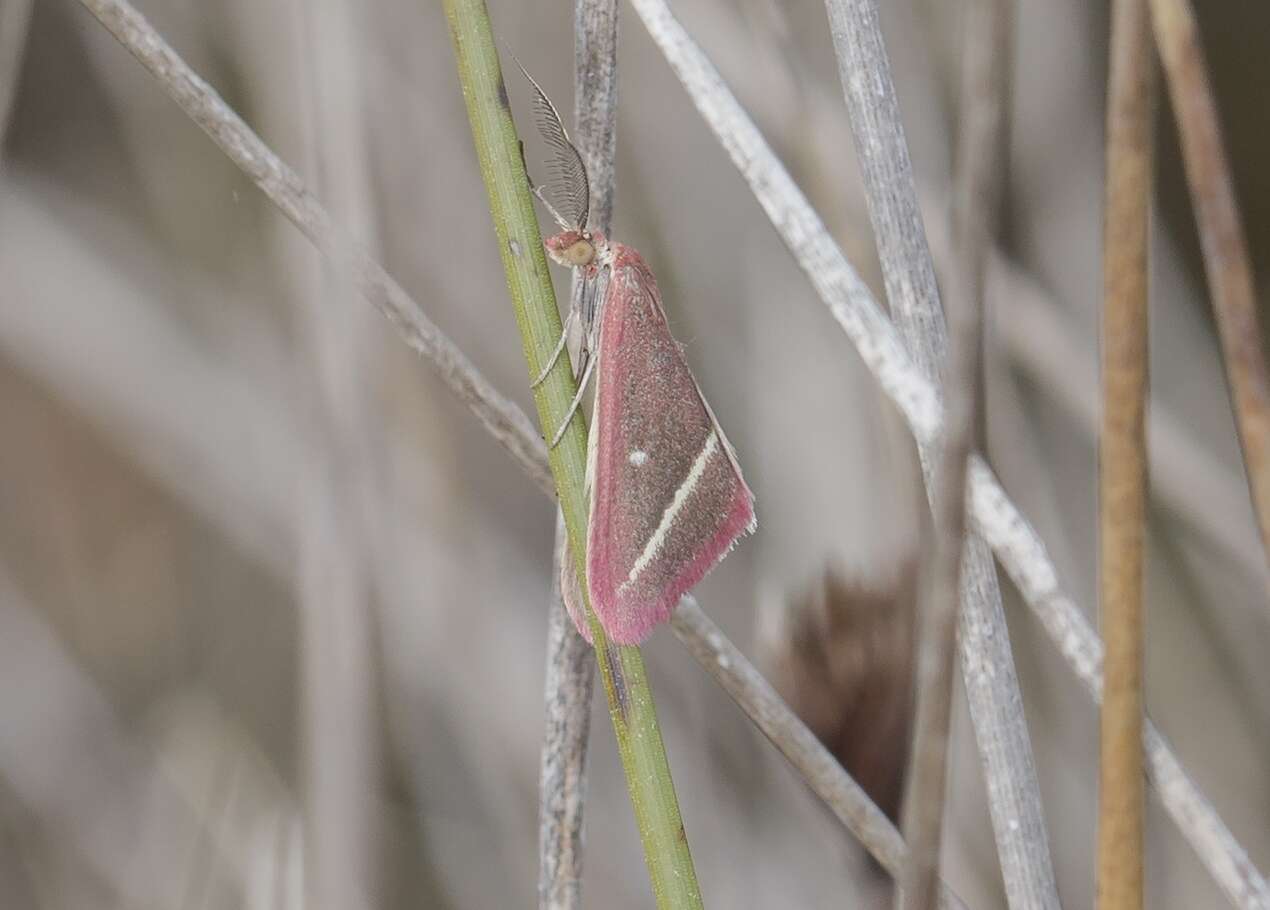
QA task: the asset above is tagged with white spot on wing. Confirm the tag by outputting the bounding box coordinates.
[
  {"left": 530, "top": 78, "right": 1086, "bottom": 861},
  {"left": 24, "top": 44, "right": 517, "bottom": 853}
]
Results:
[
  {"left": 628, "top": 450, "right": 648, "bottom": 467},
  {"left": 623, "top": 432, "right": 719, "bottom": 589}
]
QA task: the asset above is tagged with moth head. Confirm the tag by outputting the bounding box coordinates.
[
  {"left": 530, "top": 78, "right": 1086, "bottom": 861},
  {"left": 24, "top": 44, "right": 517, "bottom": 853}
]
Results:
[{"left": 545, "top": 229, "right": 605, "bottom": 271}]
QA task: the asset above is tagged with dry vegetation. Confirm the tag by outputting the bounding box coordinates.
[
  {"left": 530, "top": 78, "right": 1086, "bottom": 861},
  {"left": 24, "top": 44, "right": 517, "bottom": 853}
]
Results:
[{"left": 1, "top": 0, "right": 1268, "bottom": 908}]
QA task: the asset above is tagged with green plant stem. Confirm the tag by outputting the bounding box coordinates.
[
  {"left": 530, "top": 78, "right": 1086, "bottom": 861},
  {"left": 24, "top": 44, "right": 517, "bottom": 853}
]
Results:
[{"left": 443, "top": 3, "right": 702, "bottom": 907}]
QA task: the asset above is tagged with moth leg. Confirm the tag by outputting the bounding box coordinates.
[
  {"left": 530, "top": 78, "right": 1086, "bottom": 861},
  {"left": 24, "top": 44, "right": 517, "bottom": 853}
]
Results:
[
  {"left": 531, "top": 307, "right": 575, "bottom": 389},
  {"left": 549, "top": 353, "right": 596, "bottom": 448}
]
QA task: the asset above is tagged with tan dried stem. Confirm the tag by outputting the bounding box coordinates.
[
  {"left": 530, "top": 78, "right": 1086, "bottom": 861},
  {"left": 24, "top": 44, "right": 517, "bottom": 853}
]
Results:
[
  {"left": 1097, "top": 1, "right": 1152, "bottom": 907},
  {"left": 1149, "top": 0, "right": 1270, "bottom": 585}
]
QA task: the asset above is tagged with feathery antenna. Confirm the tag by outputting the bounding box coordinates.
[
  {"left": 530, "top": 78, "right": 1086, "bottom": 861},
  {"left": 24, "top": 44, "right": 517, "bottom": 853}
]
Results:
[{"left": 507, "top": 53, "right": 591, "bottom": 232}]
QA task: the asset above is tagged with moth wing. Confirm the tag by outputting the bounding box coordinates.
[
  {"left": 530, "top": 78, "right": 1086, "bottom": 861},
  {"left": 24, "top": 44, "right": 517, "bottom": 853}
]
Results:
[
  {"left": 558, "top": 544, "right": 592, "bottom": 645},
  {"left": 586, "top": 252, "right": 755, "bottom": 644},
  {"left": 558, "top": 398, "right": 601, "bottom": 645}
]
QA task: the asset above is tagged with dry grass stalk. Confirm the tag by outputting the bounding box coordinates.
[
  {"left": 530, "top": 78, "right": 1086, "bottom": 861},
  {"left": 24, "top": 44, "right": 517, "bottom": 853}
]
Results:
[
  {"left": 537, "top": 3, "right": 617, "bottom": 905},
  {"left": 1149, "top": 0, "right": 1270, "bottom": 584},
  {"left": 973, "top": 455, "right": 1270, "bottom": 910},
  {"left": 1098, "top": 0, "right": 1152, "bottom": 906},
  {"left": 539, "top": 513, "right": 595, "bottom": 910},
  {"left": 673, "top": 598, "right": 970, "bottom": 910},
  {"left": 70, "top": 1, "right": 918, "bottom": 886},
  {"left": 76, "top": 0, "right": 554, "bottom": 497},
  {"left": 69, "top": 0, "right": 1270, "bottom": 904},
  {"left": 629, "top": 1, "right": 1268, "bottom": 902},
  {"left": 898, "top": 0, "right": 1009, "bottom": 906},
  {"left": 819, "top": 0, "right": 1059, "bottom": 903}
]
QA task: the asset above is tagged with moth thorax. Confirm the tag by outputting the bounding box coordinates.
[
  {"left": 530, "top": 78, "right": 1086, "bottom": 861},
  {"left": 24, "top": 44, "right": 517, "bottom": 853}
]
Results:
[{"left": 545, "top": 229, "right": 605, "bottom": 269}]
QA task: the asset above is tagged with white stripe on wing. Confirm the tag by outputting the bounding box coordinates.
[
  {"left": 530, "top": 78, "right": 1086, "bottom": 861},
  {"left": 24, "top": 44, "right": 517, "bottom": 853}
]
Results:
[{"left": 622, "top": 430, "right": 719, "bottom": 590}]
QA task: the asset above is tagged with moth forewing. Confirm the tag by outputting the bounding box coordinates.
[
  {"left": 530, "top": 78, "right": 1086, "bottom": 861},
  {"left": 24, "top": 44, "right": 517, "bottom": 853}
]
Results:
[{"left": 580, "top": 247, "right": 755, "bottom": 644}]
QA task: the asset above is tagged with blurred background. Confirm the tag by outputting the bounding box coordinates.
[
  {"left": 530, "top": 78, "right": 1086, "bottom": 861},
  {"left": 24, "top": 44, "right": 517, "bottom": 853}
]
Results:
[{"left": 1, "top": 0, "right": 1268, "bottom": 907}]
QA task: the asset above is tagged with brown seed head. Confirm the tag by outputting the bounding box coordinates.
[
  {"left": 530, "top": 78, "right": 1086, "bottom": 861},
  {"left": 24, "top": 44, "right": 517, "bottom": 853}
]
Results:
[{"left": 762, "top": 567, "right": 916, "bottom": 825}]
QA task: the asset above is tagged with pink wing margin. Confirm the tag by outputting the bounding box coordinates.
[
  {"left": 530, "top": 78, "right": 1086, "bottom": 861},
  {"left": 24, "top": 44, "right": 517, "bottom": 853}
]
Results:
[{"left": 576, "top": 243, "right": 754, "bottom": 645}]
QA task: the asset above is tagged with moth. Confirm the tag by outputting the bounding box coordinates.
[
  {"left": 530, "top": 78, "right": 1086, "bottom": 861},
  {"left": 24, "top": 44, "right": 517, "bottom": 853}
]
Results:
[{"left": 518, "top": 63, "right": 755, "bottom": 645}]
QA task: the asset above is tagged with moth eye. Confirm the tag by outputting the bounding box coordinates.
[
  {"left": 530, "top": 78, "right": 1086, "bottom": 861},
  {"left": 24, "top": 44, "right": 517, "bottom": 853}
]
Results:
[{"left": 563, "top": 240, "right": 595, "bottom": 266}]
